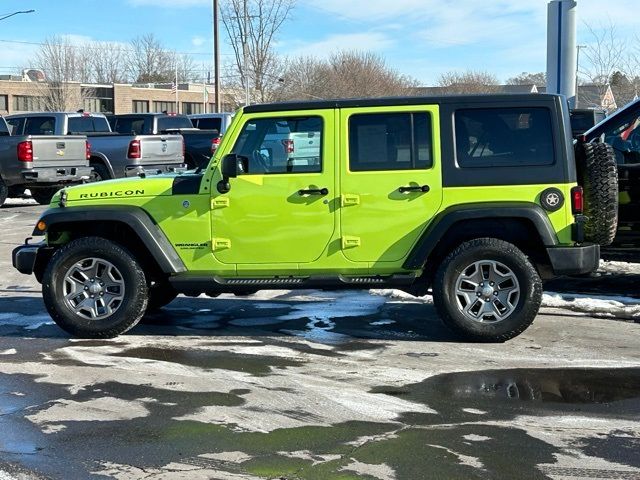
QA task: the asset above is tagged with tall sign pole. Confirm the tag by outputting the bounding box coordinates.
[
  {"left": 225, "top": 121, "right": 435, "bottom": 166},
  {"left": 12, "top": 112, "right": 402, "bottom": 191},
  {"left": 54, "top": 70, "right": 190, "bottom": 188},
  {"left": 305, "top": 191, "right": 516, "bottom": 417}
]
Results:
[
  {"left": 213, "top": 0, "right": 221, "bottom": 113},
  {"left": 546, "top": 0, "right": 578, "bottom": 108}
]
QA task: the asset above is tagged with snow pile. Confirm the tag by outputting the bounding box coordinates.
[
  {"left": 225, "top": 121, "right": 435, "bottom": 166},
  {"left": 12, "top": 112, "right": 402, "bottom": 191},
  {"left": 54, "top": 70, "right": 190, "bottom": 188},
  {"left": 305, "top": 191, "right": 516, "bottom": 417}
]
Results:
[{"left": 542, "top": 292, "right": 640, "bottom": 320}]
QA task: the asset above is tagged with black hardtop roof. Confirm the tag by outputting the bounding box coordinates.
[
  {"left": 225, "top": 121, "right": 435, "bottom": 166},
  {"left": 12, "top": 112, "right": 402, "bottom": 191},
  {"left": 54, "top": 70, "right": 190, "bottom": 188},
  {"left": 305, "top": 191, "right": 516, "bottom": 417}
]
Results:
[{"left": 243, "top": 93, "right": 564, "bottom": 114}]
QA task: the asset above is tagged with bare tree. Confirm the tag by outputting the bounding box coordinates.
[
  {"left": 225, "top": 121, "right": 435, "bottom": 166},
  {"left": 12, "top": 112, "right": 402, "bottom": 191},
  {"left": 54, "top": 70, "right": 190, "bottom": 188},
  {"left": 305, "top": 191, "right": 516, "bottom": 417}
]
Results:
[
  {"left": 274, "top": 51, "right": 417, "bottom": 101},
  {"left": 91, "top": 42, "right": 128, "bottom": 84},
  {"left": 437, "top": 70, "right": 500, "bottom": 94},
  {"left": 32, "top": 36, "right": 87, "bottom": 111},
  {"left": 127, "top": 34, "right": 175, "bottom": 83},
  {"left": 507, "top": 72, "right": 546, "bottom": 86},
  {"left": 221, "top": 0, "right": 295, "bottom": 102}
]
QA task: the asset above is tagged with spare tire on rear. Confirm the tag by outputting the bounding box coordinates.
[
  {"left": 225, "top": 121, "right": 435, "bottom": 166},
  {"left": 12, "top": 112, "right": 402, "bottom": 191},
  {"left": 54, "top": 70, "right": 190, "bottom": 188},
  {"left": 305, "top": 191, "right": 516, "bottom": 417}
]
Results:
[{"left": 575, "top": 142, "right": 618, "bottom": 246}]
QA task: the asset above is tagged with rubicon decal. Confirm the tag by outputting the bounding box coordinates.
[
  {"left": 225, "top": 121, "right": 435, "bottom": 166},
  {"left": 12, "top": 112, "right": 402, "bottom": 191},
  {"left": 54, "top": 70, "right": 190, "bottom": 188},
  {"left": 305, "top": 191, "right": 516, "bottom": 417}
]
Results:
[{"left": 79, "top": 190, "right": 145, "bottom": 199}]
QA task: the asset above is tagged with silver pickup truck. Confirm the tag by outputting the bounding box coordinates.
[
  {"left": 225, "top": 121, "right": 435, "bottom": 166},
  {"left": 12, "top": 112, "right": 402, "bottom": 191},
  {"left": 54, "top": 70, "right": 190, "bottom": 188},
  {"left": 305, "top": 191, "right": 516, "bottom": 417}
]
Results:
[
  {"left": 5, "top": 112, "right": 185, "bottom": 182},
  {"left": 0, "top": 116, "right": 91, "bottom": 206}
]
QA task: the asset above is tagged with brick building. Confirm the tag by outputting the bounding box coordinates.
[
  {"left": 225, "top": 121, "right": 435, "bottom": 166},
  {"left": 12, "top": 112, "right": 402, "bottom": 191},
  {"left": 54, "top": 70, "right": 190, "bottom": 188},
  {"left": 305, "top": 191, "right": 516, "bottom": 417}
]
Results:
[{"left": 0, "top": 79, "right": 236, "bottom": 115}]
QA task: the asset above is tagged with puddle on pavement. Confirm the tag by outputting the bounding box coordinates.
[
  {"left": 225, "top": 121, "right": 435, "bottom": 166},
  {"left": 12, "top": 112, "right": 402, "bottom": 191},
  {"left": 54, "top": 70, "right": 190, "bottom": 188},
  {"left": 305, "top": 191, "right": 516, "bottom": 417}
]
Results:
[
  {"left": 110, "top": 347, "right": 303, "bottom": 376},
  {"left": 372, "top": 368, "right": 640, "bottom": 408}
]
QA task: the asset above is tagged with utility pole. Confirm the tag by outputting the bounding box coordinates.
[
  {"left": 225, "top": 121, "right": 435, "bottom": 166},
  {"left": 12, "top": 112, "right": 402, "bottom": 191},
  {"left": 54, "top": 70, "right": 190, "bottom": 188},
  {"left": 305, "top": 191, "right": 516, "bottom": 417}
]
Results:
[
  {"left": 243, "top": 0, "right": 250, "bottom": 106},
  {"left": 212, "top": 0, "right": 221, "bottom": 113}
]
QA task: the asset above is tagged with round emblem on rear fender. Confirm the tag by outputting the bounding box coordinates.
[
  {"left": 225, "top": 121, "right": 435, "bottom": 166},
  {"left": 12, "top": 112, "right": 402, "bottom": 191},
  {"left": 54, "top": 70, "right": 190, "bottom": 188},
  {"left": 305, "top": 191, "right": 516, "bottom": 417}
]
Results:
[{"left": 540, "top": 188, "right": 564, "bottom": 212}]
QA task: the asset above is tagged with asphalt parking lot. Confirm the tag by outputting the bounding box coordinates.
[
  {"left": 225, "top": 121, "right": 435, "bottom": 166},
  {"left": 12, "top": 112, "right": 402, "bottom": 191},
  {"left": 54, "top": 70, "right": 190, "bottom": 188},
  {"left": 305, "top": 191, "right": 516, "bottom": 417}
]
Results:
[{"left": 0, "top": 200, "right": 639, "bottom": 480}]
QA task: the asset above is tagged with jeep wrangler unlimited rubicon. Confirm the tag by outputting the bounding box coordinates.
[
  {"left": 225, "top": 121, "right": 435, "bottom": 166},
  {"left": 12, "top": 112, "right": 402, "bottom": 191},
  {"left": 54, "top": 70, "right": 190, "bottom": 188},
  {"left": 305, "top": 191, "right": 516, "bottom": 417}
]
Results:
[{"left": 12, "top": 94, "right": 618, "bottom": 341}]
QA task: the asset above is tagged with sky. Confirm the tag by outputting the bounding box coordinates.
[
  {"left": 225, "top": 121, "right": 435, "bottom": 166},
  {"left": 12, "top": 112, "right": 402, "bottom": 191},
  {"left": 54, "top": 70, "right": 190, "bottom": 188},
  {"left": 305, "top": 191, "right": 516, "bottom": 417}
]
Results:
[{"left": 0, "top": 0, "right": 637, "bottom": 85}]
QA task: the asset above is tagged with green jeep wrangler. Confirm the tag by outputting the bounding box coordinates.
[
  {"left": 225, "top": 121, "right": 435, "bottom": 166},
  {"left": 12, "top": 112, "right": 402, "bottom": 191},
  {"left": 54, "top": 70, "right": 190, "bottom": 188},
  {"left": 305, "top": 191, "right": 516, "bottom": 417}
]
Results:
[{"left": 12, "top": 94, "right": 618, "bottom": 341}]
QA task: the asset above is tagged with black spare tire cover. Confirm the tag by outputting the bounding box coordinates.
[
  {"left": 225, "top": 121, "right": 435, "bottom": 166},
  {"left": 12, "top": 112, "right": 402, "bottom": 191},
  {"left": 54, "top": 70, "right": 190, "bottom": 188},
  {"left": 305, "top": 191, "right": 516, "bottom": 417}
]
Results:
[{"left": 575, "top": 142, "right": 618, "bottom": 246}]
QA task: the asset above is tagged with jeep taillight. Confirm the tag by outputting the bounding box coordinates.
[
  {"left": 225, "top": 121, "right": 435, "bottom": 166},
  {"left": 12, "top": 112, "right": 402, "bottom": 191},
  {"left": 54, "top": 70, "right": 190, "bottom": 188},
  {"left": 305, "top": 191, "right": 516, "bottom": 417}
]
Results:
[
  {"left": 128, "top": 139, "right": 141, "bottom": 159},
  {"left": 282, "top": 139, "right": 294, "bottom": 154},
  {"left": 86, "top": 141, "right": 91, "bottom": 160},
  {"left": 211, "top": 136, "right": 221, "bottom": 153},
  {"left": 571, "top": 186, "right": 584, "bottom": 215},
  {"left": 17, "top": 141, "right": 33, "bottom": 162}
]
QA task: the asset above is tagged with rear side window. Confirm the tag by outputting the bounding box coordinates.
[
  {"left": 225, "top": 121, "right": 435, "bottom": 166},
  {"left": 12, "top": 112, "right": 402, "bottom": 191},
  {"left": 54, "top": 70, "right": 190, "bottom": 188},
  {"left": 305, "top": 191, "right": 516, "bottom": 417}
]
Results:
[
  {"left": 157, "top": 116, "right": 192, "bottom": 132},
  {"left": 24, "top": 117, "right": 55, "bottom": 135},
  {"left": 113, "top": 118, "right": 145, "bottom": 135},
  {"left": 193, "top": 117, "right": 221, "bottom": 132},
  {"left": 455, "top": 108, "right": 555, "bottom": 167},
  {"left": 68, "top": 116, "right": 111, "bottom": 134},
  {"left": 349, "top": 113, "right": 433, "bottom": 171},
  {"left": 5, "top": 118, "right": 22, "bottom": 135}
]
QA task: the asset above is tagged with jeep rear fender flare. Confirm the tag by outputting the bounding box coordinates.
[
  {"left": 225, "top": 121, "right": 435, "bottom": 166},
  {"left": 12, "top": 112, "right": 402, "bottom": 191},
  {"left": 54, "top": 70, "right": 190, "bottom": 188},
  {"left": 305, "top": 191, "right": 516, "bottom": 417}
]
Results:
[
  {"left": 34, "top": 206, "right": 187, "bottom": 274},
  {"left": 403, "top": 203, "right": 559, "bottom": 270}
]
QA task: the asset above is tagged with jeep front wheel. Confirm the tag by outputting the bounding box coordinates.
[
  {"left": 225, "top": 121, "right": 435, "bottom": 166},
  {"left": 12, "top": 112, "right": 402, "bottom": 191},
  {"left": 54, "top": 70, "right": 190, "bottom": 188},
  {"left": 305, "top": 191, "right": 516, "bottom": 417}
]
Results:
[
  {"left": 433, "top": 238, "right": 542, "bottom": 342},
  {"left": 42, "top": 237, "right": 148, "bottom": 338}
]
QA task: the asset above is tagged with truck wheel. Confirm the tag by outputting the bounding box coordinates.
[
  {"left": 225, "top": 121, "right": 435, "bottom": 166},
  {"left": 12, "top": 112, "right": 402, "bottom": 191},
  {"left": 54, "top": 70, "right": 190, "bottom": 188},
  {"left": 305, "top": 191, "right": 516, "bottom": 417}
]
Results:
[
  {"left": 90, "top": 163, "right": 111, "bottom": 182},
  {"left": 433, "top": 238, "right": 542, "bottom": 342},
  {"left": 30, "top": 187, "right": 59, "bottom": 206},
  {"left": 575, "top": 142, "right": 619, "bottom": 246},
  {"left": 0, "top": 178, "right": 7, "bottom": 207},
  {"left": 147, "top": 281, "right": 178, "bottom": 311},
  {"left": 42, "top": 237, "right": 148, "bottom": 338}
]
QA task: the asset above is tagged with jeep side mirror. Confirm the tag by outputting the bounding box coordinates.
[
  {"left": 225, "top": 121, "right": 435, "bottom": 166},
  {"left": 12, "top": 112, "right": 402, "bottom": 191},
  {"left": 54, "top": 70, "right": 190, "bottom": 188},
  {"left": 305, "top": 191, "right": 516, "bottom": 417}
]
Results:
[{"left": 217, "top": 154, "right": 246, "bottom": 194}]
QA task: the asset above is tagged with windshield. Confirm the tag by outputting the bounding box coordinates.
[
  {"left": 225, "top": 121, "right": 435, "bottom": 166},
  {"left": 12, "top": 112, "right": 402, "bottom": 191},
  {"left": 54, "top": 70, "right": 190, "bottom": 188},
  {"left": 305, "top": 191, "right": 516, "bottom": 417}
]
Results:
[{"left": 68, "top": 116, "right": 111, "bottom": 134}]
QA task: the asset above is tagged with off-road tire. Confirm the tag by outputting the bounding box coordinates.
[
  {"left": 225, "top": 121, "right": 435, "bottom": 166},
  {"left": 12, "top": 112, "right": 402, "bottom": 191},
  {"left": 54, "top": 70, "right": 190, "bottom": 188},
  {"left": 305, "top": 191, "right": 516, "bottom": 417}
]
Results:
[
  {"left": 575, "top": 142, "right": 618, "bottom": 246},
  {"left": 30, "top": 187, "right": 59, "bottom": 206},
  {"left": 433, "top": 238, "right": 542, "bottom": 342},
  {"left": 7, "top": 186, "right": 25, "bottom": 198},
  {"left": 0, "top": 177, "right": 7, "bottom": 207},
  {"left": 90, "top": 162, "right": 111, "bottom": 182},
  {"left": 147, "top": 281, "right": 178, "bottom": 311},
  {"left": 42, "top": 237, "right": 148, "bottom": 338}
]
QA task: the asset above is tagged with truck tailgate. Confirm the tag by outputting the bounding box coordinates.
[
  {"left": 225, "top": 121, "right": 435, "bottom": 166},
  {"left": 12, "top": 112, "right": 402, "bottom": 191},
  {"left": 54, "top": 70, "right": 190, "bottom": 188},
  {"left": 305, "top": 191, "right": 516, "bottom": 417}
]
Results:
[
  {"left": 30, "top": 136, "right": 88, "bottom": 167},
  {"left": 139, "top": 135, "right": 183, "bottom": 164}
]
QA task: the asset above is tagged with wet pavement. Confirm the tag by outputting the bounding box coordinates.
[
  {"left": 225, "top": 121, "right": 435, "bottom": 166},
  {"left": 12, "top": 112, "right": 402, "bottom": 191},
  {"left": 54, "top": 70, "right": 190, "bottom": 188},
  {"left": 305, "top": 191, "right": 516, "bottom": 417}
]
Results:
[{"left": 0, "top": 202, "right": 640, "bottom": 479}]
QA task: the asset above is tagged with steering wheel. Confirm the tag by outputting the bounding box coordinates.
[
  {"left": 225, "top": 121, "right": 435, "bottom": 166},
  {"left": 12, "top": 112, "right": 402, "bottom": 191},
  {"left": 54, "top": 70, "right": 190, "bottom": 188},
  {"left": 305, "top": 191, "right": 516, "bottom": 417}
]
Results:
[{"left": 251, "top": 150, "right": 270, "bottom": 173}]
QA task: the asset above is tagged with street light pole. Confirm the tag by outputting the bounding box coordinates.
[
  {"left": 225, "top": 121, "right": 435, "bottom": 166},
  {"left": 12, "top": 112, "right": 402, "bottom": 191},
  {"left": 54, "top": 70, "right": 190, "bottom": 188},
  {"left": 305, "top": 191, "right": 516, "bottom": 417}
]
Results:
[
  {"left": 212, "top": 0, "right": 221, "bottom": 113},
  {"left": 0, "top": 9, "right": 35, "bottom": 22},
  {"left": 243, "top": 0, "right": 250, "bottom": 106}
]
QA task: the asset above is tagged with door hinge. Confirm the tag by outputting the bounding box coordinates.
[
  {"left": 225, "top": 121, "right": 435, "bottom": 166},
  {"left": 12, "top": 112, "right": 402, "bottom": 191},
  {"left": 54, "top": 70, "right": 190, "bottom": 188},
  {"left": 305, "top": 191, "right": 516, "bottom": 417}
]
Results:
[
  {"left": 341, "top": 194, "right": 360, "bottom": 207},
  {"left": 342, "top": 236, "right": 361, "bottom": 249},
  {"left": 211, "top": 197, "right": 230, "bottom": 209},
  {"left": 212, "top": 238, "right": 231, "bottom": 250}
]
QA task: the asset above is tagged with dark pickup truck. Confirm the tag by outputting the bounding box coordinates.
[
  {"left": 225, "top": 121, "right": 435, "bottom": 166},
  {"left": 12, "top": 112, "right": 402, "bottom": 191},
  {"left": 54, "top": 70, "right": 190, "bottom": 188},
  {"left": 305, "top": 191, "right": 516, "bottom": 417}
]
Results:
[
  {"left": 108, "top": 113, "right": 219, "bottom": 169},
  {"left": 0, "top": 116, "right": 91, "bottom": 206},
  {"left": 6, "top": 112, "right": 185, "bottom": 184}
]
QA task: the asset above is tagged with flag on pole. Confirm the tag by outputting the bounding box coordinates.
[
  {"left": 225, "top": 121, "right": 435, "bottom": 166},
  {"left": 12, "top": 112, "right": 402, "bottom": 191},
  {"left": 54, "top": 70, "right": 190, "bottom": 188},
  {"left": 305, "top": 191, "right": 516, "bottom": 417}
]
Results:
[
  {"left": 204, "top": 85, "right": 209, "bottom": 103},
  {"left": 171, "top": 82, "right": 177, "bottom": 94}
]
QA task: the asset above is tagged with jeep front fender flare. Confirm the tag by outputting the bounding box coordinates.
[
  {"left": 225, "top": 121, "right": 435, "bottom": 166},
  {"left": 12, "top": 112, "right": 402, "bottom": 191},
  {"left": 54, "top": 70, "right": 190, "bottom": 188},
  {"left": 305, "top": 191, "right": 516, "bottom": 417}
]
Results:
[
  {"left": 403, "top": 203, "right": 559, "bottom": 270},
  {"left": 33, "top": 206, "right": 187, "bottom": 274}
]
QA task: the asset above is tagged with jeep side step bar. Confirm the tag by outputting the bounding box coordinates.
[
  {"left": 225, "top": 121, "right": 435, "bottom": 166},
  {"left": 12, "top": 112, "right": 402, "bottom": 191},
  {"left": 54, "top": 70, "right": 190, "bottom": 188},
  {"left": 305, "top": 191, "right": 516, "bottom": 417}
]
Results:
[{"left": 169, "top": 273, "right": 418, "bottom": 295}]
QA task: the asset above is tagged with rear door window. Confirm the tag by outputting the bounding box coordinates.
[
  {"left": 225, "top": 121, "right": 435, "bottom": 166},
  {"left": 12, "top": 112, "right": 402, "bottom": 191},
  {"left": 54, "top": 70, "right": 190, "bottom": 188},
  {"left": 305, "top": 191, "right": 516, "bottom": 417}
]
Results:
[
  {"left": 193, "top": 117, "right": 222, "bottom": 132},
  {"left": 112, "top": 118, "right": 146, "bottom": 135},
  {"left": 68, "top": 116, "right": 111, "bottom": 133},
  {"left": 5, "top": 117, "right": 24, "bottom": 135},
  {"left": 24, "top": 117, "right": 55, "bottom": 135},
  {"left": 348, "top": 112, "right": 433, "bottom": 171},
  {"left": 157, "top": 116, "right": 193, "bottom": 132},
  {"left": 455, "top": 108, "right": 555, "bottom": 167}
]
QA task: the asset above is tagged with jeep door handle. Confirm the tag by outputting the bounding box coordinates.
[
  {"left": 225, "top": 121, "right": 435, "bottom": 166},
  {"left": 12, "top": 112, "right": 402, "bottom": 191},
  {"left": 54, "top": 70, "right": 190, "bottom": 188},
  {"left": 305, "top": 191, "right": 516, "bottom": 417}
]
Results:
[
  {"left": 399, "top": 185, "right": 430, "bottom": 193},
  {"left": 298, "top": 188, "right": 329, "bottom": 196}
]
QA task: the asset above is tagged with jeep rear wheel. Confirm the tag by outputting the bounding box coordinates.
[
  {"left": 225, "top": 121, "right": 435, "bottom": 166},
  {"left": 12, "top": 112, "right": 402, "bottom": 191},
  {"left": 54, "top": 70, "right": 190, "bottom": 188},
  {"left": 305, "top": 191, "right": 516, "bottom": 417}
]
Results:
[
  {"left": 433, "top": 238, "right": 542, "bottom": 342},
  {"left": 42, "top": 237, "right": 148, "bottom": 338},
  {"left": 576, "top": 142, "right": 619, "bottom": 246}
]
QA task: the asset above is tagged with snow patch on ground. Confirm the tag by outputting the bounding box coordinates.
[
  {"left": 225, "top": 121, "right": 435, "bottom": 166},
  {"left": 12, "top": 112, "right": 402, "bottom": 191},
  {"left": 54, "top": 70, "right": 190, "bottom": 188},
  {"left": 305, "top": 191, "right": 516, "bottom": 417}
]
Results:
[
  {"left": 26, "top": 397, "right": 150, "bottom": 426},
  {"left": 0, "top": 313, "right": 54, "bottom": 330},
  {"left": 0, "top": 349, "right": 17, "bottom": 355},
  {"left": 542, "top": 292, "right": 640, "bottom": 319},
  {"left": 598, "top": 260, "right": 640, "bottom": 275}
]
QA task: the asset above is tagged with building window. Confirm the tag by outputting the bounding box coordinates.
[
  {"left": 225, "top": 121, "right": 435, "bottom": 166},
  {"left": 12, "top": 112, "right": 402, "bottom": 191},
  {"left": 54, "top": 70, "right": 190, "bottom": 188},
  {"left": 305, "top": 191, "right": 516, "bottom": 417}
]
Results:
[
  {"left": 132, "top": 100, "right": 149, "bottom": 113},
  {"left": 0, "top": 95, "right": 7, "bottom": 111},
  {"left": 455, "top": 107, "right": 555, "bottom": 168},
  {"left": 153, "top": 101, "right": 176, "bottom": 113},
  {"left": 182, "top": 102, "right": 203, "bottom": 115},
  {"left": 13, "top": 95, "right": 45, "bottom": 112},
  {"left": 349, "top": 112, "right": 433, "bottom": 171},
  {"left": 83, "top": 98, "right": 114, "bottom": 114}
]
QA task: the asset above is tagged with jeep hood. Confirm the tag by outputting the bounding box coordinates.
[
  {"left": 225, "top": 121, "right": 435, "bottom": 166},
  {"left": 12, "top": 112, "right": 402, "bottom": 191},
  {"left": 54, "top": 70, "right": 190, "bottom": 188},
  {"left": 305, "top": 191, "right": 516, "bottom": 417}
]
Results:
[{"left": 57, "top": 173, "right": 200, "bottom": 203}]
